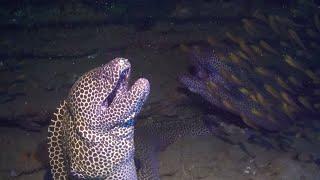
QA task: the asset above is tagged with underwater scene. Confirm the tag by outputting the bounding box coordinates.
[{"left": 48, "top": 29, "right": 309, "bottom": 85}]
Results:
[{"left": 0, "top": 0, "right": 320, "bottom": 179}]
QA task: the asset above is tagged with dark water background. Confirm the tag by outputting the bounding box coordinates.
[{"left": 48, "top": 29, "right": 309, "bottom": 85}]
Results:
[{"left": 0, "top": 0, "right": 320, "bottom": 179}]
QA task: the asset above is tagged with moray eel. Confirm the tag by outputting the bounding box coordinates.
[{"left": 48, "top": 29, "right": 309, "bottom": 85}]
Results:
[
  {"left": 134, "top": 116, "right": 212, "bottom": 180},
  {"left": 47, "top": 58, "right": 150, "bottom": 179}
]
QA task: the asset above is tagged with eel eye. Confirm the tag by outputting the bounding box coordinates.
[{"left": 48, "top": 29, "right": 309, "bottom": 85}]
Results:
[{"left": 122, "top": 119, "right": 135, "bottom": 128}]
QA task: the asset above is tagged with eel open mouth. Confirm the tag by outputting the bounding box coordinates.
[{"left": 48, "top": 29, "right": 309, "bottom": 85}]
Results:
[{"left": 103, "top": 67, "right": 130, "bottom": 107}]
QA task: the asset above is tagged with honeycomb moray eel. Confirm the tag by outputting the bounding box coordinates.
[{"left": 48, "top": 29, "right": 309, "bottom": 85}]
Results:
[
  {"left": 47, "top": 58, "right": 150, "bottom": 179},
  {"left": 134, "top": 116, "right": 212, "bottom": 180}
]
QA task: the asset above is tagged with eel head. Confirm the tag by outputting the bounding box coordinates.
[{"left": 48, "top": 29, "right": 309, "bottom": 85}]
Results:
[{"left": 68, "top": 57, "right": 150, "bottom": 137}]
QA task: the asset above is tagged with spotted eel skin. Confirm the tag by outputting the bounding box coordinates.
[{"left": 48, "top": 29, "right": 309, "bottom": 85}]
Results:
[
  {"left": 134, "top": 115, "right": 213, "bottom": 180},
  {"left": 47, "top": 58, "right": 150, "bottom": 179}
]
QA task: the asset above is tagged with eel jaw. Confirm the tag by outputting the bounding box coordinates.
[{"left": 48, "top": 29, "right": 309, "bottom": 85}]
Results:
[
  {"left": 101, "top": 57, "right": 131, "bottom": 108},
  {"left": 102, "top": 67, "right": 130, "bottom": 107},
  {"left": 114, "top": 78, "right": 150, "bottom": 139},
  {"left": 124, "top": 78, "right": 150, "bottom": 124}
]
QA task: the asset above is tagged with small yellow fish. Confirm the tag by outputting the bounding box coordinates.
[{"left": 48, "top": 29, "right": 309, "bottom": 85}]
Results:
[
  {"left": 275, "top": 76, "right": 291, "bottom": 91},
  {"left": 288, "top": 29, "right": 306, "bottom": 50},
  {"left": 222, "top": 100, "right": 235, "bottom": 112},
  {"left": 259, "top": 40, "right": 279, "bottom": 55},
  {"left": 237, "top": 50, "right": 250, "bottom": 61},
  {"left": 268, "top": 15, "right": 281, "bottom": 34},
  {"left": 251, "top": 45, "right": 263, "bottom": 56},
  {"left": 242, "top": 18, "right": 257, "bottom": 36},
  {"left": 229, "top": 52, "right": 241, "bottom": 65},
  {"left": 298, "top": 96, "right": 313, "bottom": 111},
  {"left": 239, "top": 41, "right": 255, "bottom": 57},
  {"left": 219, "top": 67, "right": 228, "bottom": 75},
  {"left": 305, "top": 69, "right": 320, "bottom": 83},
  {"left": 241, "top": 114, "right": 259, "bottom": 130},
  {"left": 206, "top": 81, "right": 219, "bottom": 92},
  {"left": 249, "top": 94, "right": 258, "bottom": 102},
  {"left": 282, "top": 103, "right": 295, "bottom": 119},
  {"left": 239, "top": 87, "right": 250, "bottom": 95},
  {"left": 230, "top": 74, "right": 242, "bottom": 85},
  {"left": 283, "top": 54, "right": 304, "bottom": 71},
  {"left": 251, "top": 108, "right": 263, "bottom": 117},
  {"left": 219, "top": 68, "right": 229, "bottom": 79},
  {"left": 264, "top": 84, "right": 280, "bottom": 99},
  {"left": 280, "top": 91, "right": 298, "bottom": 109},
  {"left": 256, "top": 92, "right": 267, "bottom": 107},
  {"left": 280, "top": 91, "right": 291, "bottom": 104},
  {"left": 225, "top": 32, "right": 242, "bottom": 44},
  {"left": 255, "top": 67, "right": 272, "bottom": 77}
]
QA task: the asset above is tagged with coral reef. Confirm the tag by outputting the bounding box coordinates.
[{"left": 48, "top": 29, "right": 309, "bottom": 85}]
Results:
[{"left": 180, "top": 8, "right": 320, "bottom": 131}]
